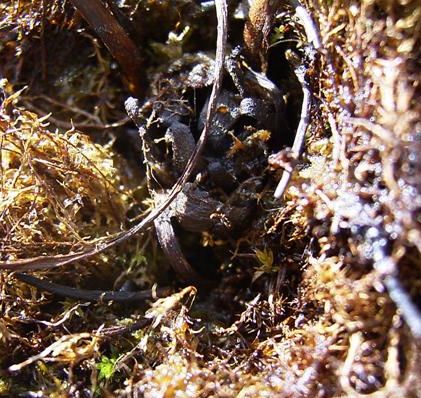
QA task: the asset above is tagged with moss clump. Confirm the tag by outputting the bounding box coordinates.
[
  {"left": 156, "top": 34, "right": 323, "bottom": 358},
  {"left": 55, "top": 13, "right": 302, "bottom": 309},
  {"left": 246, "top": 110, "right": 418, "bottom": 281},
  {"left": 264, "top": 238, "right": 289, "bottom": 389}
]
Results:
[{"left": 0, "top": 87, "right": 134, "bottom": 260}]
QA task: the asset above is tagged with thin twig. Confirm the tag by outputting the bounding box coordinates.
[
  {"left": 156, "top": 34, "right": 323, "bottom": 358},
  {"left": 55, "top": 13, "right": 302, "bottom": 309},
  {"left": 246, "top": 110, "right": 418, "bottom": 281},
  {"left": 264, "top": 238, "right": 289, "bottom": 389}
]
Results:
[
  {"left": 274, "top": 65, "right": 311, "bottom": 198},
  {"left": 8, "top": 332, "right": 93, "bottom": 372},
  {"left": 23, "top": 95, "right": 103, "bottom": 123},
  {"left": 328, "top": 111, "right": 341, "bottom": 167},
  {"left": 293, "top": 2, "right": 322, "bottom": 50},
  {"left": 22, "top": 97, "right": 131, "bottom": 130},
  {"left": 17, "top": 303, "right": 90, "bottom": 328},
  {"left": 15, "top": 273, "right": 172, "bottom": 303},
  {"left": 96, "top": 317, "right": 152, "bottom": 337},
  {"left": 349, "top": 117, "right": 395, "bottom": 145},
  {"left": 46, "top": 116, "right": 131, "bottom": 131},
  {"left": 384, "top": 274, "right": 421, "bottom": 339},
  {"left": 273, "top": 1, "right": 321, "bottom": 199}
]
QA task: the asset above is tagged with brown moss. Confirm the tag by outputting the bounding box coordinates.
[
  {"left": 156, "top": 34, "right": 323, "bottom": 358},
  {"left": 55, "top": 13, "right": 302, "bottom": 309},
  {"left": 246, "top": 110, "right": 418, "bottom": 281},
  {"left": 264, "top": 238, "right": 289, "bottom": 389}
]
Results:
[{"left": 0, "top": 89, "right": 134, "bottom": 260}]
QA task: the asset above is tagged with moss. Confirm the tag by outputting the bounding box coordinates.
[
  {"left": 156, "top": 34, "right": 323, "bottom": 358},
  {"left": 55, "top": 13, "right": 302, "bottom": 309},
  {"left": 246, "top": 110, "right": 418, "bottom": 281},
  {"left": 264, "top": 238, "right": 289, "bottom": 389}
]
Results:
[{"left": 1, "top": 0, "right": 420, "bottom": 396}]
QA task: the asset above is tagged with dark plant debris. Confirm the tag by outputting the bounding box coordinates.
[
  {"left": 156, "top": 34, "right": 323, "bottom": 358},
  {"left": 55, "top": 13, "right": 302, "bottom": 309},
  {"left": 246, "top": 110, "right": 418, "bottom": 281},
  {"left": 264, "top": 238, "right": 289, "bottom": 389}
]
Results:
[{"left": 1, "top": 0, "right": 421, "bottom": 397}]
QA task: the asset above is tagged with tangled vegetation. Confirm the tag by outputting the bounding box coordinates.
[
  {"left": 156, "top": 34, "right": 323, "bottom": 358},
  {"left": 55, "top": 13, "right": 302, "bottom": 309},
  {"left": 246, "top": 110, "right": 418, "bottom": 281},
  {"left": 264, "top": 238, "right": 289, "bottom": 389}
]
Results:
[{"left": 0, "top": 0, "right": 420, "bottom": 397}]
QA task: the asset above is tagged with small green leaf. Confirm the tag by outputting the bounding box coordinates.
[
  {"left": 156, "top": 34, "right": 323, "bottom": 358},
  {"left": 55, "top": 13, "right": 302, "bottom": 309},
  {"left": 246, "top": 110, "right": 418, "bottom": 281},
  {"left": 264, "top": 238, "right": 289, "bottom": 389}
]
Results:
[
  {"left": 255, "top": 248, "right": 274, "bottom": 268},
  {"left": 253, "top": 248, "right": 279, "bottom": 282},
  {"left": 97, "top": 356, "right": 117, "bottom": 381}
]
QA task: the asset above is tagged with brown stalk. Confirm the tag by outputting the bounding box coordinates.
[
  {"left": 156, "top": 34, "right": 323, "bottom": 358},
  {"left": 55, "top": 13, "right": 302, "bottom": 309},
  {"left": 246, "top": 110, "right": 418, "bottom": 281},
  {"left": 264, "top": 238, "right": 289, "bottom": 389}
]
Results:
[
  {"left": 69, "top": 0, "right": 145, "bottom": 96},
  {"left": 154, "top": 212, "right": 204, "bottom": 284},
  {"left": 244, "top": 0, "right": 278, "bottom": 72}
]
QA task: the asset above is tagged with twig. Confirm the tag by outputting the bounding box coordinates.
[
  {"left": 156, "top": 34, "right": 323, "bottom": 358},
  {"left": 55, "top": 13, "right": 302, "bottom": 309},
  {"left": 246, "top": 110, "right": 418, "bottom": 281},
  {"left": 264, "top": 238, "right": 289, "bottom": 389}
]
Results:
[
  {"left": 273, "top": 1, "right": 321, "bottom": 199},
  {"left": 0, "top": 1, "right": 228, "bottom": 274},
  {"left": 69, "top": 0, "right": 146, "bottom": 95},
  {"left": 23, "top": 95, "right": 103, "bottom": 123},
  {"left": 22, "top": 96, "right": 131, "bottom": 130},
  {"left": 96, "top": 317, "right": 152, "bottom": 337},
  {"left": 374, "top": 252, "right": 421, "bottom": 339},
  {"left": 339, "top": 332, "right": 363, "bottom": 395},
  {"left": 274, "top": 65, "right": 311, "bottom": 198},
  {"left": 349, "top": 117, "right": 395, "bottom": 145},
  {"left": 154, "top": 209, "right": 204, "bottom": 284},
  {"left": 328, "top": 111, "right": 341, "bottom": 167},
  {"left": 17, "top": 303, "right": 90, "bottom": 328},
  {"left": 8, "top": 332, "right": 93, "bottom": 372},
  {"left": 15, "top": 273, "right": 172, "bottom": 303},
  {"left": 293, "top": 2, "right": 322, "bottom": 50},
  {"left": 384, "top": 274, "right": 421, "bottom": 339}
]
